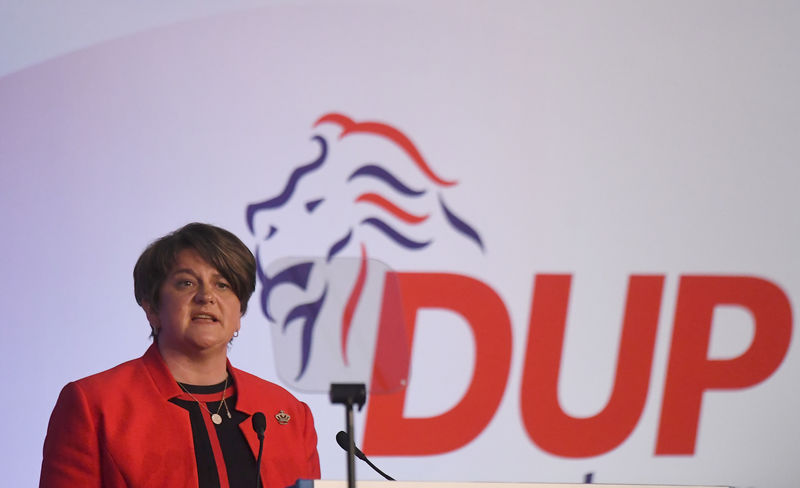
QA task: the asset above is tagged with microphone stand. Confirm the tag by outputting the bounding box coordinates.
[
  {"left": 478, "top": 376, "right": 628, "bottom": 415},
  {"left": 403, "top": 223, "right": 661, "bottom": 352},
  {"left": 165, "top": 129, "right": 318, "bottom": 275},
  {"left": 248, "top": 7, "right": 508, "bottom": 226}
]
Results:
[{"left": 329, "top": 383, "right": 366, "bottom": 488}]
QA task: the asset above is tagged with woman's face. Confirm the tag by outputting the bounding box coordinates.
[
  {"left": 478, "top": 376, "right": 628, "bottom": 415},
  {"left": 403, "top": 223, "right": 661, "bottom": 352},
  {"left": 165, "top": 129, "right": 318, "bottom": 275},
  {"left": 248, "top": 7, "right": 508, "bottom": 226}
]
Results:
[{"left": 145, "top": 248, "right": 242, "bottom": 357}]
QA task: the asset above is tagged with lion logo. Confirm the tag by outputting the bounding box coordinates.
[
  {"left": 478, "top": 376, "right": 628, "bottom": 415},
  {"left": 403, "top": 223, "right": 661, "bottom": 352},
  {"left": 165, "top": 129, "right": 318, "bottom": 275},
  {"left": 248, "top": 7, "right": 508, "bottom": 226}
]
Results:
[{"left": 245, "top": 113, "right": 483, "bottom": 391}]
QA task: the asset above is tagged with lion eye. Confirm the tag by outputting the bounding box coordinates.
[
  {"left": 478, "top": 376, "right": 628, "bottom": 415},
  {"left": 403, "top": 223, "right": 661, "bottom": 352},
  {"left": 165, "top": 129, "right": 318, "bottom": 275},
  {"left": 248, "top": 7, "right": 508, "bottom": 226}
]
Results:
[
  {"left": 265, "top": 225, "right": 278, "bottom": 240},
  {"left": 305, "top": 198, "right": 324, "bottom": 213}
]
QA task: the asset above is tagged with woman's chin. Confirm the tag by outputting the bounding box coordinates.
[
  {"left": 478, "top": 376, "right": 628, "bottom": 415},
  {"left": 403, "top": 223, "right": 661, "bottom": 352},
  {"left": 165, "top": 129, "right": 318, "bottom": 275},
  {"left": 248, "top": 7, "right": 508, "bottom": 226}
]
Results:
[
  {"left": 162, "top": 333, "right": 230, "bottom": 355},
  {"left": 189, "top": 335, "right": 229, "bottom": 352}
]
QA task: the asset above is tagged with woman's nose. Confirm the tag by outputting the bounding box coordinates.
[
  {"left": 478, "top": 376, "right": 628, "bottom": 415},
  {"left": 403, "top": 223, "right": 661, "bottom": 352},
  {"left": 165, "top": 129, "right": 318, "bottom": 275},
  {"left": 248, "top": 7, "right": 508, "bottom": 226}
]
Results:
[{"left": 194, "top": 285, "right": 215, "bottom": 303}]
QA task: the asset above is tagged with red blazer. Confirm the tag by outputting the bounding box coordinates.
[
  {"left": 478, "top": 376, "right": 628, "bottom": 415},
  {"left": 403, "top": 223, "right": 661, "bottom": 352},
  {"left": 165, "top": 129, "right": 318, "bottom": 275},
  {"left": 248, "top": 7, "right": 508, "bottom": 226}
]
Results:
[{"left": 40, "top": 344, "right": 320, "bottom": 488}]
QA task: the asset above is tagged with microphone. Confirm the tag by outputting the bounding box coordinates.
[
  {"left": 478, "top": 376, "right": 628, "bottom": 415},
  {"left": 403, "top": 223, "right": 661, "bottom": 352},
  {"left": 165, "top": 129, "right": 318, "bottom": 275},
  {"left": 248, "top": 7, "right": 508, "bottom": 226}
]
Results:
[
  {"left": 335, "top": 431, "right": 395, "bottom": 481},
  {"left": 252, "top": 412, "right": 267, "bottom": 440},
  {"left": 252, "top": 412, "right": 267, "bottom": 488}
]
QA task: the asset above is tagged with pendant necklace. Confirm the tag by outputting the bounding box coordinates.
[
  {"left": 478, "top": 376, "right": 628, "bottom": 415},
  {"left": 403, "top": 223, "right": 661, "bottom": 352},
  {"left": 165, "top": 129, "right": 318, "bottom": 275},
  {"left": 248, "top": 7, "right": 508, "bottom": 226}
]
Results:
[{"left": 178, "top": 375, "right": 232, "bottom": 425}]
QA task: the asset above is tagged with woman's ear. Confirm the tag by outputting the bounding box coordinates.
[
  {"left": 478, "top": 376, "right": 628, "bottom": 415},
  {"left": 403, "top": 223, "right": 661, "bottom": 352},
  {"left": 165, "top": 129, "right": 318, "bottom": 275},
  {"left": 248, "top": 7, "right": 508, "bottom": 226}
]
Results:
[{"left": 142, "top": 301, "right": 160, "bottom": 332}]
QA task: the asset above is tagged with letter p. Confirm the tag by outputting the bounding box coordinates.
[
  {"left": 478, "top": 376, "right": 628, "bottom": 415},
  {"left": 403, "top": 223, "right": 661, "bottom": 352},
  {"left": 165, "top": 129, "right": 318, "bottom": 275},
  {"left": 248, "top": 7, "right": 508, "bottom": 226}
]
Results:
[{"left": 656, "top": 276, "right": 792, "bottom": 454}]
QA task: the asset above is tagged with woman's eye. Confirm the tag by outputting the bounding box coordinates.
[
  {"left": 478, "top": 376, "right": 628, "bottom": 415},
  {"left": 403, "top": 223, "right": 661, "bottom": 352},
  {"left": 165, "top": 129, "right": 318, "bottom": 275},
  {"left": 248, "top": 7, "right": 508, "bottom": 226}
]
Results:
[
  {"left": 217, "top": 282, "right": 230, "bottom": 290},
  {"left": 177, "top": 279, "right": 193, "bottom": 288}
]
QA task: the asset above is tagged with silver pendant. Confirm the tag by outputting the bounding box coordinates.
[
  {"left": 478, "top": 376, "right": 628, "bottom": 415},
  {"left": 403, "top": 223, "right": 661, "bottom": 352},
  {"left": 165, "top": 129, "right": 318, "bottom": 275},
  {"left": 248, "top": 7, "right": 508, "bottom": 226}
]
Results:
[{"left": 212, "top": 413, "right": 223, "bottom": 425}]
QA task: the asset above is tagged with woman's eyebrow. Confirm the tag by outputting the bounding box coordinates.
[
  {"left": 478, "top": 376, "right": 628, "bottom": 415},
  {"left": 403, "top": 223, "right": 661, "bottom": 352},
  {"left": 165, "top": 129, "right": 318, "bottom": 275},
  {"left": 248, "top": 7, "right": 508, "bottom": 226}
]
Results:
[
  {"left": 171, "top": 268, "right": 227, "bottom": 281},
  {"left": 171, "top": 268, "right": 195, "bottom": 275}
]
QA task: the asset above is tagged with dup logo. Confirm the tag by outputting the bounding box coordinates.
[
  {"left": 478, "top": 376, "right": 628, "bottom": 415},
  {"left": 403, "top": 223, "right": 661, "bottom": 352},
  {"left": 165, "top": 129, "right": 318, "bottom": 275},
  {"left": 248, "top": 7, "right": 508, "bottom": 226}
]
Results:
[{"left": 246, "top": 113, "right": 793, "bottom": 460}]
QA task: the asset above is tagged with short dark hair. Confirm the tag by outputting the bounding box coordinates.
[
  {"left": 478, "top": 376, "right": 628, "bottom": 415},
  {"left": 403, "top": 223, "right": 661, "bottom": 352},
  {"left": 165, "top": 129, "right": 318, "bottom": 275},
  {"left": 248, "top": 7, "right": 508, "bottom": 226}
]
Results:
[{"left": 133, "top": 223, "right": 256, "bottom": 314}]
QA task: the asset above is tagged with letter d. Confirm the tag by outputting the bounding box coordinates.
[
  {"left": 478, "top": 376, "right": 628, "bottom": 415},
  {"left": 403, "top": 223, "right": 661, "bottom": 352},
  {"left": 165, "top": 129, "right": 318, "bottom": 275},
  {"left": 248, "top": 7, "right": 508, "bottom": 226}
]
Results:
[{"left": 362, "top": 272, "right": 512, "bottom": 455}]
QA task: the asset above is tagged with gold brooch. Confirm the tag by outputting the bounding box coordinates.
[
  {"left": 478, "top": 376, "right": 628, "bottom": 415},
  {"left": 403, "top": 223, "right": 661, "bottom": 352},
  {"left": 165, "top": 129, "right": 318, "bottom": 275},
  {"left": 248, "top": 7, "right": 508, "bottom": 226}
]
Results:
[{"left": 275, "top": 410, "right": 291, "bottom": 425}]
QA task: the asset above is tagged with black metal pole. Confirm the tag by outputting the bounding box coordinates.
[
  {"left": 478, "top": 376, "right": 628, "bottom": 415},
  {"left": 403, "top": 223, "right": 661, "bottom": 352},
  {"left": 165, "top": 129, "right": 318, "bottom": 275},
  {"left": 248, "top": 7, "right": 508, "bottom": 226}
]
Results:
[
  {"left": 330, "top": 383, "right": 366, "bottom": 488},
  {"left": 345, "top": 399, "right": 356, "bottom": 488}
]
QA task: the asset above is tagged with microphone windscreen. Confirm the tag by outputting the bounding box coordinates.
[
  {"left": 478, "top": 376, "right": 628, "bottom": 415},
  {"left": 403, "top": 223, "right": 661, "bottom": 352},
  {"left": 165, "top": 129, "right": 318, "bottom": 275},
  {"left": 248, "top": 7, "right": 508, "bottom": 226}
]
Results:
[
  {"left": 336, "top": 431, "right": 366, "bottom": 461},
  {"left": 252, "top": 412, "right": 267, "bottom": 437},
  {"left": 336, "top": 431, "right": 349, "bottom": 450}
]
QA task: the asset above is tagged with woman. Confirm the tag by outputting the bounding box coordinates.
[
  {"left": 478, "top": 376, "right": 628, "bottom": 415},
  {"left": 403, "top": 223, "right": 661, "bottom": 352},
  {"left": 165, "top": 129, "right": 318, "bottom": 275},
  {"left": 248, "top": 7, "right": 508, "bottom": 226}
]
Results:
[{"left": 40, "top": 223, "right": 320, "bottom": 488}]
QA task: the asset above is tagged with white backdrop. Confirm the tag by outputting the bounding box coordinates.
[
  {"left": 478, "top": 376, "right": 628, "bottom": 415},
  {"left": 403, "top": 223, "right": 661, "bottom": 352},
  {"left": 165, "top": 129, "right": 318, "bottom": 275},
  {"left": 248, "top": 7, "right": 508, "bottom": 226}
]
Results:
[{"left": 1, "top": 2, "right": 798, "bottom": 487}]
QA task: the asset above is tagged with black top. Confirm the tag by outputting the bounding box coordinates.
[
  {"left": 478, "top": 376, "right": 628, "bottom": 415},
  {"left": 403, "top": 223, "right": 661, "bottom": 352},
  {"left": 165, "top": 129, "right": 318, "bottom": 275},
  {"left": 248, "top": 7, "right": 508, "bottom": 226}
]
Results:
[{"left": 170, "top": 377, "right": 258, "bottom": 488}]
